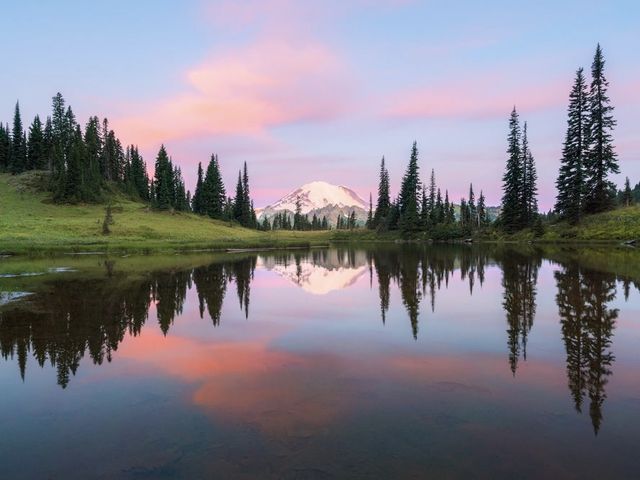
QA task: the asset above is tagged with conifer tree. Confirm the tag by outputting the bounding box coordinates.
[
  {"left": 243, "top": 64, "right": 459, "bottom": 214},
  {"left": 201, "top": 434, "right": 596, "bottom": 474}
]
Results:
[
  {"left": 0, "top": 123, "right": 10, "bottom": 171},
  {"left": 10, "top": 102, "right": 26, "bottom": 174},
  {"left": 366, "top": 193, "right": 373, "bottom": 228},
  {"left": 556, "top": 68, "right": 589, "bottom": 224},
  {"left": 153, "top": 145, "right": 173, "bottom": 210},
  {"left": 478, "top": 190, "right": 488, "bottom": 226},
  {"left": 398, "top": 141, "right": 421, "bottom": 236},
  {"left": 192, "top": 162, "right": 204, "bottom": 214},
  {"left": 294, "top": 195, "right": 302, "bottom": 230},
  {"left": 27, "top": 115, "right": 46, "bottom": 170},
  {"left": 420, "top": 188, "right": 429, "bottom": 228},
  {"left": 443, "top": 190, "right": 451, "bottom": 224},
  {"left": 373, "top": 156, "right": 391, "bottom": 227},
  {"left": 233, "top": 170, "right": 244, "bottom": 222},
  {"left": 427, "top": 169, "right": 436, "bottom": 225},
  {"left": 584, "top": 44, "right": 618, "bottom": 213},
  {"left": 622, "top": 177, "right": 633, "bottom": 207},
  {"left": 435, "top": 188, "right": 444, "bottom": 224},
  {"left": 202, "top": 154, "right": 226, "bottom": 219},
  {"left": 501, "top": 107, "right": 523, "bottom": 232},
  {"left": 468, "top": 184, "right": 477, "bottom": 229},
  {"left": 520, "top": 123, "right": 538, "bottom": 226}
]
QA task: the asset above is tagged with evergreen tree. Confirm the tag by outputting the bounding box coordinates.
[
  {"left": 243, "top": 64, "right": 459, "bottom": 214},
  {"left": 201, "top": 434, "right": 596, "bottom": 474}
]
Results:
[
  {"left": 82, "top": 116, "right": 103, "bottom": 200},
  {"left": 501, "top": 107, "right": 523, "bottom": 232},
  {"left": 373, "top": 156, "right": 391, "bottom": 227},
  {"left": 435, "top": 188, "right": 444, "bottom": 224},
  {"left": 398, "top": 141, "right": 421, "bottom": 236},
  {"left": 233, "top": 170, "right": 244, "bottom": 222},
  {"left": 443, "top": 190, "right": 451, "bottom": 224},
  {"left": 27, "top": 115, "right": 46, "bottom": 170},
  {"left": 468, "top": 183, "right": 477, "bottom": 229},
  {"left": 477, "top": 190, "right": 488, "bottom": 226},
  {"left": 43, "top": 117, "right": 53, "bottom": 171},
  {"left": 420, "top": 188, "right": 429, "bottom": 228},
  {"left": 61, "top": 126, "right": 84, "bottom": 202},
  {"left": 9, "top": 102, "right": 26, "bottom": 174},
  {"left": 153, "top": 145, "right": 173, "bottom": 210},
  {"left": 427, "top": 169, "right": 436, "bottom": 225},
  {"left": 294, "top": 195, "right": 302, "bottom": 230},
  {"left": 622, "top": 177, "right": 633, "bottom": 206},
  {"left": 366, "top": 193, "right": 373, "bottom": 228},
  {"left": 556, "top": 68, "right": 589, "bottom": 224},
  {"left": 192, "top": 162, "right": 204, "bottom": 214},
  {"left": 202, "top": 154, "right": 226, "bottom": 219},
  {"left": 520, "top": 123, "right": 538, "bottom": 226},
  {"left": 0, "top": 123, "right": 10, "bottom": 171},
  {"left": 584, "top": 44, "right": 618, "bottom": 213}
]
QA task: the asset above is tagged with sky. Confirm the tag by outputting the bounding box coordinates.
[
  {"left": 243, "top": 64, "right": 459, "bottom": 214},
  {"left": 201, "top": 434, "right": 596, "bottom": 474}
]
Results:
[{"left": 1, "top": 0, "right": 638, "bottom": 210}]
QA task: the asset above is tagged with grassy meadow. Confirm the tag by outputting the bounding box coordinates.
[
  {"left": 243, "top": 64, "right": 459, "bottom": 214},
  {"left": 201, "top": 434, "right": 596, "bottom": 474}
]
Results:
[{"left": 0, "top": 173, "right": 334, "bottom": 254}]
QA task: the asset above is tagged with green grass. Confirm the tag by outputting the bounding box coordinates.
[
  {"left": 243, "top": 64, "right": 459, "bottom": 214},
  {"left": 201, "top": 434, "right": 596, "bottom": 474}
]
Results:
[
  {"left": 541, "top": 206, "right": 640, "bottom": 241},
  {"left": 0, "top": 172, "right": 333, "bottom": 254}
]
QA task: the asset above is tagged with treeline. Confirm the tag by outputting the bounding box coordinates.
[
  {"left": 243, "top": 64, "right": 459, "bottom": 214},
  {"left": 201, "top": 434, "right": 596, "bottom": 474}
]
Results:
[
  {"left": 259, "top": 195, "right": 331, "bottom": 231},
  {"left": 0, "top": 93, "right": 259, "bottom": 228},
  {"left": 367, "top": 149, "right": 490, "bottom": 238}
]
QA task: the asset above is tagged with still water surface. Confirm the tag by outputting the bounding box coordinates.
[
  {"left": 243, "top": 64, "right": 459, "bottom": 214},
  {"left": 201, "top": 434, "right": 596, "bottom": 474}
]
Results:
[{"left": 0, "top": 245, "right": 639, "bottom": 479}]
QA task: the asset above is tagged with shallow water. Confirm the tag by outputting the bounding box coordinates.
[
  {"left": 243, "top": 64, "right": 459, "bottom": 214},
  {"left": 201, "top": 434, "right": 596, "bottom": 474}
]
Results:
[{"left": 0, "top": 245, "right": 639, "bottom": 479}]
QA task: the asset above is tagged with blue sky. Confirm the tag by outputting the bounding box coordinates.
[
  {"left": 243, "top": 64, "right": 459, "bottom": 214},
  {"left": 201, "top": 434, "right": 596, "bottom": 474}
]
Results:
[{"left": 1, "top": 0, "right": 638, "bottom": 208}]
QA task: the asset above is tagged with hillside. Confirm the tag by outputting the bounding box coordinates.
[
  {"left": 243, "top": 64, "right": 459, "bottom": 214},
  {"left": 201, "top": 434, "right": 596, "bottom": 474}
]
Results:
[
  {"left": 542, "top": 205, "right": 640, "bottom": 241},
  {"left": 0, "top": 173, "right": 332, "bottom": 254}
]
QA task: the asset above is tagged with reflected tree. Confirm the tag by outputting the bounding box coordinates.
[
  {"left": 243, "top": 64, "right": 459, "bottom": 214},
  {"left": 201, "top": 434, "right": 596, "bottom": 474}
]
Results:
[
  {"left": 555, "top": 265, "right": 618, "bottom": 434},
  {"left": 501, "top": 253, "right": 540, "bottom": 375}
]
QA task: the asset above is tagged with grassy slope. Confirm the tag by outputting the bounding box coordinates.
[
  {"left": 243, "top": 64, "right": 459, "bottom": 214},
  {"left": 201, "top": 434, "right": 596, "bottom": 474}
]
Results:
[
  {"left": 0, "top": 173, "right": 333, "bottom": 254},
  {"left": 542, "top": 205, "right": 640, "bottom": 241}
]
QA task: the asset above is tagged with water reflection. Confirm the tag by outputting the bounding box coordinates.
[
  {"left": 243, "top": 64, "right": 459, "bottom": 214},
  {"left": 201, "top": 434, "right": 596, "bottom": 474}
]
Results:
[
  {"left": 555, "top": 264, "right": 618, "bottom": 435},
  {"left": 499, "top": 251, "right": 541, "bottom": 375},
  {"left": 0, "top": 246, "right": 636, "bottom": 438}
]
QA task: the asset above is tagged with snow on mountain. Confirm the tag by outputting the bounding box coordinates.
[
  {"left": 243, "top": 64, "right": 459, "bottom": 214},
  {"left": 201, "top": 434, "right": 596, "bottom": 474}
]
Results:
[{"left": 256, "top": 181, "right": 368, "bottom": 225}]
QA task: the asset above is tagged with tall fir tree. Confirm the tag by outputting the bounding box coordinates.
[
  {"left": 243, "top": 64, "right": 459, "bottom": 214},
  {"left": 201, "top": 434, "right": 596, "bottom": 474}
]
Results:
[
  {"left": 201, "top": 154, "right": 226, "bottom": 219},
  {"left": 398, "top": 141, "right": 421, "bottom": 236},
  {"left": 192, "top": 162, "right": 204, "bottom": 214},
  {"left": 373, "top": 156, "right": 391, "bottom": 227},
  {"left": 427, "top": 168, "right": 436, "bottom": 225},
  {"left": 366, "top": 193, "right": 373, "bottom": 228},
  {"left": 478, "top": 190, "right": 488, "bottom": 226},
  {"left": 233, "top": 170, "right": 244, "bottom": 222},
  {"left": 501, "top": 107, "right": 523, "bottom": 232},
  {"left": 153, "top": 145, "right": 173, "bottom": 210},
  {"left": 521, "top": 122, "right": 538, "bottom": 225},
  {"left": 9, "top": 102, "right": 26, "bottom": 174},
  {"left": 584, "top": 44, "right": 618, "bottom": 213},
  {"left": 556, "top": 68, "right": 589, "bottom": 224},
  {"left": 27, "top": 115, "right": 46, "bottom": 170},
  {"left": 468, "top": 183, "right": 477, "bottom": 229}
]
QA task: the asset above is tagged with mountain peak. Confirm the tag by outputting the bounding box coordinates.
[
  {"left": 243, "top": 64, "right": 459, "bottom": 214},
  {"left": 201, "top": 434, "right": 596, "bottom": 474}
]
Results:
[{"left": 257, "top": 181, "right": 368, "bottom": 224}]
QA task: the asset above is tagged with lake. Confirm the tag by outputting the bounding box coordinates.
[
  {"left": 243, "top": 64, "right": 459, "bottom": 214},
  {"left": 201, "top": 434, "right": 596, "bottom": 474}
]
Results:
[{"left": 0, "top": 245, "right": 639, "bottom": 479}]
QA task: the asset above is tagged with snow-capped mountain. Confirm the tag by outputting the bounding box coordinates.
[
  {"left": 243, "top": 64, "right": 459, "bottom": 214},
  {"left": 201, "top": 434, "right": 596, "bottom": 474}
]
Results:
[{"left": 256, "top": 181, "right": 368, "bottom": 226}]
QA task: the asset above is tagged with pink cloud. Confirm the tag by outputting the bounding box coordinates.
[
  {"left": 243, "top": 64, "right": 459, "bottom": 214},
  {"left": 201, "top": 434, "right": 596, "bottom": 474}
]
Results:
[
  {"left": 113, "top": 40, "right": 352, "bottom": 148},
  {"left": 385, "top": 75, "right": 568, "bottom": 121}
]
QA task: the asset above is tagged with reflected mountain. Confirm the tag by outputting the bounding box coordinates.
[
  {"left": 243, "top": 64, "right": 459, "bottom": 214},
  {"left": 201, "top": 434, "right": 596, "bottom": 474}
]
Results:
[{"left": 259, "top": 250, "right": 369, "bottom": 295}]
